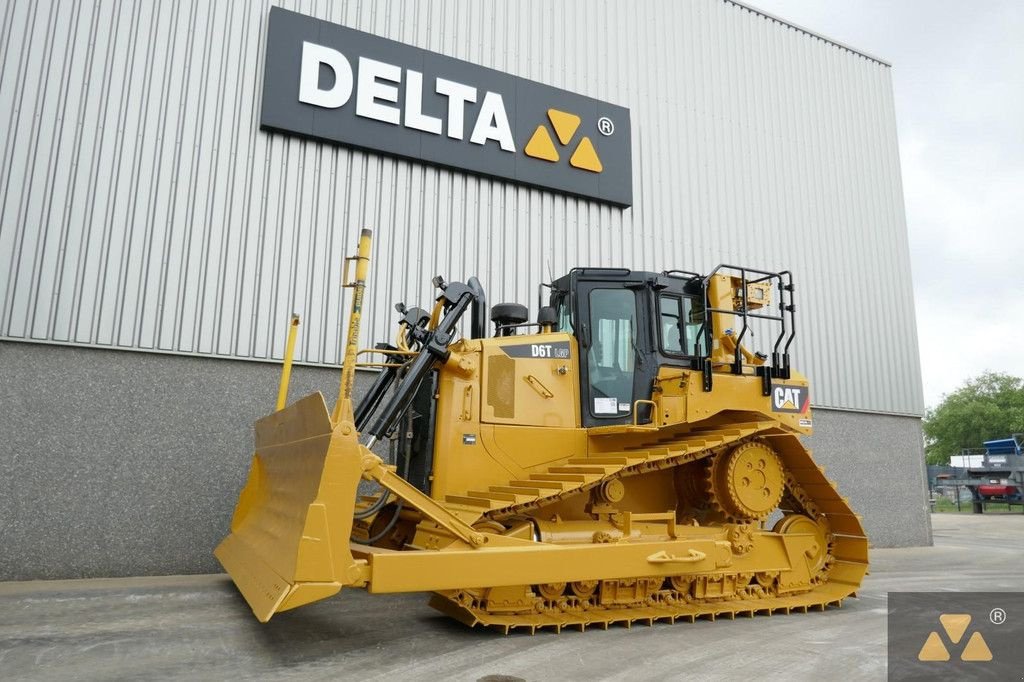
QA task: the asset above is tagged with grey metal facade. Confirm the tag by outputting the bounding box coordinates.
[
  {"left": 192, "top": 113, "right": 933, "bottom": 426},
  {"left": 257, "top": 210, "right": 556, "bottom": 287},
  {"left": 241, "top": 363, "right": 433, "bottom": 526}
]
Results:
[{"left": 0, "top": 0, "right": 924, "bottom": 415}]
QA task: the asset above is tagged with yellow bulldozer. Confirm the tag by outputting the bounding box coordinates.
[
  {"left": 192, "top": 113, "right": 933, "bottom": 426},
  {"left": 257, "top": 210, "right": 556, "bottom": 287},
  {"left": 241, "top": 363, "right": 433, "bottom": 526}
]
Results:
[{"left": 215, "top": 230, "right": 867, "bottom": 633}]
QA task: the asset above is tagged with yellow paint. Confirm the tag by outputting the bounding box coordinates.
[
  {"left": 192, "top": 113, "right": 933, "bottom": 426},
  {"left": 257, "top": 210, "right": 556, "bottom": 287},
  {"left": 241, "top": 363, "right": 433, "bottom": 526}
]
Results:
[
  {"left": 939, "top": 613, "right": 971, "bottom": 643},
  {"left": 216, "top": 252, "right": 869, "bottom": 629},
  {"left": 524, "top": 125, "right": 559, "bottom": 162},
  {"left": 917, "top": 632, "right": 950, "bottom": 661},
  {"left": 334, "top": 229, "right": 373, "bottom": 424},
  {"left": 275, "top": 314, "right": 300, "bottom": 411},
  {"left": 547, "top": 108, "right": 580, "bottom": 145},
  {"left": 961, "top": 632, "right": 993, "bottom": 661},
  {"left": 917, "top": 615, "right": 993, "bottom": 662},
  {"left": 569, "top": 136, "right": 603, "bottom": 172}
]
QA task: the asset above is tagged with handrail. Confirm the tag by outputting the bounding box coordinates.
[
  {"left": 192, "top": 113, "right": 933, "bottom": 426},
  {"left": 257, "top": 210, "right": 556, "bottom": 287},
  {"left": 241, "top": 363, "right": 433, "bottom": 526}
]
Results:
[{"left": 700, "top": 264, "right": 796, "bottom": 390}]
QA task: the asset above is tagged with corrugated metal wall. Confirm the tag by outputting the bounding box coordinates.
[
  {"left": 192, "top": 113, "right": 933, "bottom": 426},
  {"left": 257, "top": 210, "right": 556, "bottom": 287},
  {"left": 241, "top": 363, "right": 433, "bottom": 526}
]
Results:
[{"left": 0, "top": 0, "right": 924, "bottom": 415}]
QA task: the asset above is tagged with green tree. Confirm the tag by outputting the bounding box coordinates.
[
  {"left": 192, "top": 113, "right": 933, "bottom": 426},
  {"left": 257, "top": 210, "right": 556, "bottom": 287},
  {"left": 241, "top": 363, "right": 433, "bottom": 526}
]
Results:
[{"left": 923, "top": 372, "right": 1024, "bottom": 464}]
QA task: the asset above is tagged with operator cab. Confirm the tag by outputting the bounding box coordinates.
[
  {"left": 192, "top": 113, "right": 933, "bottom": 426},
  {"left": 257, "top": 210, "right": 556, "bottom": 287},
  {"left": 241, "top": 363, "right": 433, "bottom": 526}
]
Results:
[{"left": 549, "top": 269, "right": 709, "bottom": 428}]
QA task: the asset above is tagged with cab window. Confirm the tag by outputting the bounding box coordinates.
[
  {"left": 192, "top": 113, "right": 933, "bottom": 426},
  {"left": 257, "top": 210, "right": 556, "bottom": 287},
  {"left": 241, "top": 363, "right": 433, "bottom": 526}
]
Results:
[
  {"left": 556, "top": 295, "right": 574, "bottom": 334},
  {"left": 659, "top": 294, "right": 706, "bottom": 356},
  {"left": 587, "top": 289, "right": 637, "bottom": 417}
]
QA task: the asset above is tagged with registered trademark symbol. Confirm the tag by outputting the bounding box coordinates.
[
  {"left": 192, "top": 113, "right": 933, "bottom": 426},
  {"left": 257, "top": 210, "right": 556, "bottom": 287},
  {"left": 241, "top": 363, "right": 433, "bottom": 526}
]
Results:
[
  {"left": 597, "top": 116, "right": 614, "bottom": 136},
  {"left": 990, "top": 607, "right": 1006, "bottom": 625}
]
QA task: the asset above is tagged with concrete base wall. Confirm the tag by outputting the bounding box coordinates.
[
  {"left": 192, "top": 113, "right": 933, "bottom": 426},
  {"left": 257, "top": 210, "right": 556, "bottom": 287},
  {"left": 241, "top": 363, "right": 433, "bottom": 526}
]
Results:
[
  {"left": 0, "top": 342, "right": 931, "bottom": 581},
  {"left": 806, "top": 408, "right": 932, "bottom": 548}
]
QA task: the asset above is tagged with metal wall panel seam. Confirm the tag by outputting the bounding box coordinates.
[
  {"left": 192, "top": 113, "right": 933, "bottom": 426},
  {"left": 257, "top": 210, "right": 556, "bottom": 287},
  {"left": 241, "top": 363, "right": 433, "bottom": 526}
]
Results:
[
  {"left": 193, "top": 0, "right": 234, "bottom": 355},
  {"left": 88, "top": 3, "right": 134, "bottom": 346},
  {"left": 0, "top": 0, "right": 37, "bottom": 332},
  {"left": 0, "top": 0, "right": 45, "bottom": 336},
  {"left": 810, "top": 35, "right": 842, "bottom": 407},
  {"left": 836, "top": 43, "right": 871, "bottom": 410},
  {"left": 93, "top": 2, "right": 141, "bottom": 347},
  {"left": 112, "top": 1, "right": 158, "bottom": 348},
  {"left": 868, "top": 68, "right": 905, "bottom": 409},
  {"left": 854, "top": 60, "right": 896, "bottom": 409},
  {"left": 879, "top": 67, "right": 924, "bottom": 412},
  {"left": 870, "top": 64, "right": 913, "bottom": 410},
  {"left": 157, "top": 0, "right": 202, "bottom": 351},
  {"left": 0, "top": 0, "right": 21, "bottom": 91},
  {"left": 176, "top": 0, "right": 221, "bottom": 353},
  {"left": 53, "top": 1, "right": 102, "bottom": 344},
  {"left": 229, "top": 0, "right": 269, "bottom": 358},
  {"left": 17, "top": 0, "right": 59, "bottom": 339},
  {"left": 31, "top": 2, "right": 80, "bottom": 341},
  {"left": 834, "top": 48, "right": 860, "bottom": 408},
  {"left": 133, "top": 0, "right": 180, "bottom": 349},
  {"left": 78, "top": 2, "right": 126, "bottom": 345}
]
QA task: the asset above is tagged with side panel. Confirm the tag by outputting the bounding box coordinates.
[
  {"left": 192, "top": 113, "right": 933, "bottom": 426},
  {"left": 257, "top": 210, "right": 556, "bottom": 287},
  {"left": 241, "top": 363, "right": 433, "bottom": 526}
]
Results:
[
  {"left": 656, "top": 367, "right": 813, "bottom": 435},
  {"left": 429, "top": 333, "right": 584, "bottom": 502},
  {"left": 480, "top": 332, "right": 580, "bottom": 428},
  {"left": 429, "top": 350, "right": 493, "bottom": 500}
]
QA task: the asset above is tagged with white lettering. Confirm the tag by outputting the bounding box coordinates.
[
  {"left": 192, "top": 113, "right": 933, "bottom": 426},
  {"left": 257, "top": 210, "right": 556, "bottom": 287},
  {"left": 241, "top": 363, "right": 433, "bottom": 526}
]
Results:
[
  {"left": 356, "top": 56, "right": 401, "bottom": 124},
  {"left": 773, "top": 387, "right": 804, "bottom": 409},
  {"left": 470, "top": 91, "right": 515, "bottom": 151},
  {"left": 298, "top": 42, "right": 353, "bottom": 109},
  {"left": 297, "top": 50, "right": 515, "bottom": 155},
  {"left": 531, "top": 344, "right": 553, "bottom": 358},
  {"left": 435, "top": 78, "right": 477, "bottom": 140},
  {"left": 403, "top": 70, "right": 442, "bottom": 135}
]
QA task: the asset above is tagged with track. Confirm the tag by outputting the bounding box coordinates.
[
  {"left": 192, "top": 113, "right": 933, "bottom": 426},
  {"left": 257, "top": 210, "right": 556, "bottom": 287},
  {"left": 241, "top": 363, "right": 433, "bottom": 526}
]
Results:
[{"left": 430, "top": 431, "right": 869, "bottom": 633}]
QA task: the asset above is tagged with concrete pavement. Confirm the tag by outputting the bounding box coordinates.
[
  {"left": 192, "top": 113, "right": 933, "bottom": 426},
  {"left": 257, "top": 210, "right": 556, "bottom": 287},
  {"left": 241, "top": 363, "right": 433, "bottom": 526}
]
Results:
[{"left": 2, "top": 513, "right": 1022, "bottom": 681}]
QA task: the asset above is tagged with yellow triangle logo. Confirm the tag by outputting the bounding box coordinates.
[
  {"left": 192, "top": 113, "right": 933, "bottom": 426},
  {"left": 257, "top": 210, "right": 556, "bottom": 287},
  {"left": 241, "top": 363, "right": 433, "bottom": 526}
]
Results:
[
  {"left": 939, "top": 614, "right": 971, "bottom": 644},
  {"left": 524, "top": 126, "right": 559, "bottom": 162},
  {"left": 960, "top": 632, "right": 993, "bottom": 661},
  {"left": 569, "top": 136, "right": 603, "bottom": 173},
  {"left": 528, "top": 124, "right": 561, "bottom": 161},
  {"left": 917, "top": 631, "right": 950, "bottom": 661},
  {"left": 547, "top": 109, "right": 580, "bottom": 145}
]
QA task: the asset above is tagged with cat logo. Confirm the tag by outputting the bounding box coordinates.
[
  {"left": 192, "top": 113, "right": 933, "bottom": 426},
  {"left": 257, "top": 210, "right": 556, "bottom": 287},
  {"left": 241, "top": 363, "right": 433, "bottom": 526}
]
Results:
[
  {"left": 524, "top": 109, "right": 603, "bottom": 173},
  {"left": 771, "top": 384, "right": 809, "bottom": 414},
  {"left": 917, "top": 614, "right": 993, "bottom": 662}
]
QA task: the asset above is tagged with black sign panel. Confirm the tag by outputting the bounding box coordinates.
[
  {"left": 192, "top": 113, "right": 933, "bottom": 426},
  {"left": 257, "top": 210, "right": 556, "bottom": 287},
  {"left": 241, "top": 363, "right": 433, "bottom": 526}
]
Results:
[
  {"left": 771, "top": 384, "right": 810, "bottom": 414},
  {"left": 261, "top": 7, "right": 633, "bottom": 206}
]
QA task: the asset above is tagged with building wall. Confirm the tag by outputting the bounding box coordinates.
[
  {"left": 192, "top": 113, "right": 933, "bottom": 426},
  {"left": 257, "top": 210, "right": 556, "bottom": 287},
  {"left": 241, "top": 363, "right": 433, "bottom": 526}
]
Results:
[
  {"left": 0, "top": 0, "right": 924, "bottom": 416},
  {"left": 0, "top": 342, "right": 928, "bottom": 582},
  {"left": 809, "top": 408, "right": 932, "bottom": 548},
  {"left": 0, "top": 0, "right": 932, "bottom": 580}
]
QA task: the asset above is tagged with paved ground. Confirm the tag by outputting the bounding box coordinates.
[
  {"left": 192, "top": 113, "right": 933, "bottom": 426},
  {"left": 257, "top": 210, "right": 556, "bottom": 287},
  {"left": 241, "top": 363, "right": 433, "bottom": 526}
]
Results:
[{"left": 2, "top": 513, "right": 1023, "bottom": 681}]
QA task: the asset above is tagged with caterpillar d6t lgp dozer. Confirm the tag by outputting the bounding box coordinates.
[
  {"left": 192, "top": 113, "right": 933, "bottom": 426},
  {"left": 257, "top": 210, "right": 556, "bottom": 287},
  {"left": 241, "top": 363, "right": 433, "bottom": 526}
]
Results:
[{"left": 215, "top": 230, "right": 868, "bottom": 632}]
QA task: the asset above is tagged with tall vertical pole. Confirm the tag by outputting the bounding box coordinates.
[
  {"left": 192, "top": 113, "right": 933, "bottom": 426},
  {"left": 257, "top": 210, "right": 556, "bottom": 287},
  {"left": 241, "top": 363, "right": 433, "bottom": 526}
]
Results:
[
  {"left": 333, "top": 229, "right": 373, "bottom": 425},
  {"left": 276, "top": 314, "right": 301, "bottom": 411}
]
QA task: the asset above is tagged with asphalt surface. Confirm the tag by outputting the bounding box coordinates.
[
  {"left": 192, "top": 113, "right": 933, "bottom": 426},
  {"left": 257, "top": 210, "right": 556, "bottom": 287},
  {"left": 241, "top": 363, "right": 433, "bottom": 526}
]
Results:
[{"left": 2, "top": 513, "right": 1023, "bottom": 681}]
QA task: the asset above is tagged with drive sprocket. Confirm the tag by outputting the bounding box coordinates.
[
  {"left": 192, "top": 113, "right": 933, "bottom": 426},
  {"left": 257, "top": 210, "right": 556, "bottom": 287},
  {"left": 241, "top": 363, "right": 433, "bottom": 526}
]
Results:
[{"left": 707, "top": 440, "right": 785, "bottom": 521}]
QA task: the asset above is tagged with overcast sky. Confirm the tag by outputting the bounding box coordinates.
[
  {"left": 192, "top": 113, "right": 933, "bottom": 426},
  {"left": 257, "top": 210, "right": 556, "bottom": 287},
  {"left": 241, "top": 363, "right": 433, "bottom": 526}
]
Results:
[{"left": 748, "top": 0, "right": 1024, "bottom": 409}]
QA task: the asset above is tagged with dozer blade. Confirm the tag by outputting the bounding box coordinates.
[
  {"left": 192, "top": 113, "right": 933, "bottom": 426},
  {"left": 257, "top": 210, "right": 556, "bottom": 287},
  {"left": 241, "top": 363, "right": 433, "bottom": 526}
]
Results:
[{"left": 214, "top": 392, "right": 366, "bottom": 622}]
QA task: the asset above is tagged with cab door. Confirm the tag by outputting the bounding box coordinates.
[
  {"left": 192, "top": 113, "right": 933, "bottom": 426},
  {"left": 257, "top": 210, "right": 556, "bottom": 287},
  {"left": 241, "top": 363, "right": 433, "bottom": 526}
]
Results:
[{"left": 576, "top": 284, "right": 657, "bottom": 427}]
